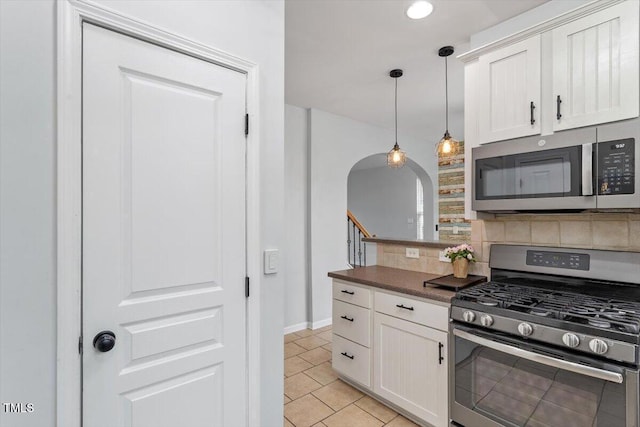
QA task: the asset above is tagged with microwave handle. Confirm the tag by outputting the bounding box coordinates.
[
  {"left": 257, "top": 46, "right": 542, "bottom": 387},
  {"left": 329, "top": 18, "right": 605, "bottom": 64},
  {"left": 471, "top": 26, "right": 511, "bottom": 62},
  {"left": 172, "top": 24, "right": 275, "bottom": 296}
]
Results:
[
  {"left": 453, "top": 328, "right": 623, "bottom": 383},
  {"left": 582, "top": 143, "right": 594, "bottom": 196}
]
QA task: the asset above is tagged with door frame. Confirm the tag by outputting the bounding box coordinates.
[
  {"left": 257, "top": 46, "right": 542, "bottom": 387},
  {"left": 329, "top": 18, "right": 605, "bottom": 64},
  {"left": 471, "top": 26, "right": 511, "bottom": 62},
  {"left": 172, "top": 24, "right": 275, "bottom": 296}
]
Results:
[{"left": 56, "top": 1, "right": 262, "bottom": 425}]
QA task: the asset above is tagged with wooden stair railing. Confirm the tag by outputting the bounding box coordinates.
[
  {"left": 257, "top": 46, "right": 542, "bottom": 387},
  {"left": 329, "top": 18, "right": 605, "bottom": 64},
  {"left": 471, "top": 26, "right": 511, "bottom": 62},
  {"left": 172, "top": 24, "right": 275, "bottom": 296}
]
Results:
[{"left": 347, "top": 210, "right": 371, "bottom": 267}]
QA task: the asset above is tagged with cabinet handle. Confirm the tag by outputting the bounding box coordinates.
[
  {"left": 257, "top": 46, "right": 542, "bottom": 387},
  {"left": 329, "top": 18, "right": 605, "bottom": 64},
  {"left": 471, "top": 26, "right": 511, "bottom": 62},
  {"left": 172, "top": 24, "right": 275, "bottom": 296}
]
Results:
[
  {"left": 438, "top": 342, "right": 444, "bottom": 365},
  {"left": 530, "top": 101, "right": 536, "bottom": 125},
  {"left": 340, "top": 315, "right": 354, "bottom": 322},
  {"left": 396, "top": 304, "right": 414, "bottom": 311},
  {"left": 556, "top": 95, "right": 562, "bottom": 120},
  {"left": 341, "top": 351, "right": 354, "bottom": 360},
  {"left": 341, "top": 290, "right": 355, "bottom": 295}
]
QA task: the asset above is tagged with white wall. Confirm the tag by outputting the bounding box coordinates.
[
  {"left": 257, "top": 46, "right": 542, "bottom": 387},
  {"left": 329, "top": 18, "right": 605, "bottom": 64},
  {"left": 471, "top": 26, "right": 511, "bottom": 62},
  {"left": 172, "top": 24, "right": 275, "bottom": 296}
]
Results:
[
  {"left": 309, "top": 108, "right": 438, "bottom": 324},
  {"left": 284, "top": 105, "right": 309, "bottom": 330},
  {"left": 0, "top": 1, "right": 284, "bottom": 426},
  {"left": 348, "top": 166, "right": 419, "bottom": 239},
  {"left": 0, "top": 2, "right": 56, "bottom": 426}
]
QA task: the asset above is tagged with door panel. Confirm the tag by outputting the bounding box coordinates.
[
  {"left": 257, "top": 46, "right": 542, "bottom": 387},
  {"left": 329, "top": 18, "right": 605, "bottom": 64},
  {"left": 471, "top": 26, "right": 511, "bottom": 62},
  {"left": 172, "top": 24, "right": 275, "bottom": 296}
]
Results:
[
  {"left": 82, "top": 24, "right": 246, "bottom": 427},
  {"left": 373, "top": 313, "right": 448, "bottom": 427},
  {"left": 479, "top": 35, "right": 541, "bottom": 143},
  {"left": 552, "top": 1, "right": 639, "bottom": 131}
]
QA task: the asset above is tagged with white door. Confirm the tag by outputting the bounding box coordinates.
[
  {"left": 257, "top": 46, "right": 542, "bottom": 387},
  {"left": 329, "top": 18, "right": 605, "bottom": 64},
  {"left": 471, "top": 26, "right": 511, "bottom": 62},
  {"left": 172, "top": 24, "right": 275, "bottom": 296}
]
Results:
[
  {"left": 552, "top": 1, "right": 639, "bottom": 131},
  {"left": 478, "top": 35, "right": 541, "bottom": 143},
  {"left": 82, "top": 24, "right": 247, "bottom": 427}
]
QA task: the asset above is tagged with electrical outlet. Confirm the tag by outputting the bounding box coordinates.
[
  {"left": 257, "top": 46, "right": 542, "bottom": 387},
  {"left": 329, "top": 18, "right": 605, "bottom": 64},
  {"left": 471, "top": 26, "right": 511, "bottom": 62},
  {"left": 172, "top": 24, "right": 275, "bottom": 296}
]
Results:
[
  {"left": 439, "top": 251, "right": 450, "bottom": 263},
  {"left": 405, "top": 248, "right": 419, "bottom": 259},
  {"left": 453, "top": 225, "right": 459, "bottom": 234}
]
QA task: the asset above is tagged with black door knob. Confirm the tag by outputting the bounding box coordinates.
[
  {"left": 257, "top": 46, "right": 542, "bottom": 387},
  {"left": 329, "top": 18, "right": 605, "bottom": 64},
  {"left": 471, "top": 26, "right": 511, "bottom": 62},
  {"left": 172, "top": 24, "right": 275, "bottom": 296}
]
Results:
[{"left": 93, "top": 330, "right": 116, "bottom": 352}]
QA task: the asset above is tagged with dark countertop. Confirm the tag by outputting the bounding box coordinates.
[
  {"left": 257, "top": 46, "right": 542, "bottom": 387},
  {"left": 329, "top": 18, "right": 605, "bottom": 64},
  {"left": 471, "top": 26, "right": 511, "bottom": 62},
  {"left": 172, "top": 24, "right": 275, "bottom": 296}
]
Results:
[
  {"left": 362, "top": 237, "right": 457, "bottom": 249},
  {"left": 328, "top": 265, "right": 456, "bottom": 304}
]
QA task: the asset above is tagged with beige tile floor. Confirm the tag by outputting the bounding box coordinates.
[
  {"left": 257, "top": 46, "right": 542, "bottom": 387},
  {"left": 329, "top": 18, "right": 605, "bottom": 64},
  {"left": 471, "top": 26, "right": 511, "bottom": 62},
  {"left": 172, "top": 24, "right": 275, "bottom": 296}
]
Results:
[{"left": 284, "top": 326, "right": 420, "bottom": 427}]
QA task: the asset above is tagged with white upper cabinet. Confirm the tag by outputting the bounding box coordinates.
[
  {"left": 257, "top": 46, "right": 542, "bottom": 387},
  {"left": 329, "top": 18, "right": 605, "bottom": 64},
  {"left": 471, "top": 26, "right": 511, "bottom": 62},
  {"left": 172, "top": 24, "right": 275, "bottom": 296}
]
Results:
[
  {"left": 479, "top": 35, "right": 541, "bottom": 143},
  {"left": 552, "top": 1, "right": 639, "bottom": 131}
]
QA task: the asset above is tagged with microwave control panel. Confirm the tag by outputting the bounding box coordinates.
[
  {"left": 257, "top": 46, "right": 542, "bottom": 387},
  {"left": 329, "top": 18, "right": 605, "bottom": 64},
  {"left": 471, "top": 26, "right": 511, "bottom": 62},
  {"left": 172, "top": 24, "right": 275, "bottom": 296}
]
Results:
[{"left": 597, "top": 138, "right": 634, "bottom": 195}]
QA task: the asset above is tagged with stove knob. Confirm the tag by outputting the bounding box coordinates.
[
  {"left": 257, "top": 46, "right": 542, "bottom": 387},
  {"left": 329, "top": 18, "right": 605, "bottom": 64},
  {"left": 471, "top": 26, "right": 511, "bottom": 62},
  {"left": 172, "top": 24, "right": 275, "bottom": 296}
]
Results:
[
  {"left": 480, "top": 314, "right": 494, "bottom": 327},
  {"left": 589, "top": 338, "right": 608, "bottom": 355},
  {"left": 518, "top": 323, "right": 533, "bottom": 336},
  {"left": 462, "top": 311, "right": 476, "bottom": 323},
  {"left": 562, "top": 333, "right": 580, "bottom": 348}
]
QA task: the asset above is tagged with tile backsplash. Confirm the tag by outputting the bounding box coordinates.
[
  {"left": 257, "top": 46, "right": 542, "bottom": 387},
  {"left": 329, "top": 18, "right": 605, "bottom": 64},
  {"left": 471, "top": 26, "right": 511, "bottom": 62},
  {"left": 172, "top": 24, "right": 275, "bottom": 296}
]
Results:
[
  {"left": 376, "top": 243, "right": 491, "bottom": 278},
  {"left": 473, "top": 213, "right": 640, "bottom": 251},
  {"left": 376, "top": 212, "right": 639, "bottom": 278}
]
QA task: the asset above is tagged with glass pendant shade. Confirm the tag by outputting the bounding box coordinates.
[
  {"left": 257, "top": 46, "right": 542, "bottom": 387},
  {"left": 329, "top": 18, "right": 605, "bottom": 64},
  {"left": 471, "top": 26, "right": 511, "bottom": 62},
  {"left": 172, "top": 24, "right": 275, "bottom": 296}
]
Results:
[
  {"left": 436, "top": 131, "right": 460, "bottom": 156},
  {"left": 387, "top": 142, "right": 407, "bottom": 168}
]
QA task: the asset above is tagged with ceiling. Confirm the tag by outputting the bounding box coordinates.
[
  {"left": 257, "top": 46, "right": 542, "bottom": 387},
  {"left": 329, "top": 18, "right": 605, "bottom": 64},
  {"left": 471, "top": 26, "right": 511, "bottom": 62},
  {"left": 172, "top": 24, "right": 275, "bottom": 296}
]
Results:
[{"left": 285, "top": 0, "right": 548, "bottom": 142}]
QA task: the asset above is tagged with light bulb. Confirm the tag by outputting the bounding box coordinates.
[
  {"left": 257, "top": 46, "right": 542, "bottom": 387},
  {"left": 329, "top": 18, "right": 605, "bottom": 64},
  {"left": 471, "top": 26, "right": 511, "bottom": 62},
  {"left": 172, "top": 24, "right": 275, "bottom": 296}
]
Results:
[
  {"left": 442, "top": 140, "right": 452, "bottom": 154},
  {"left": 392, "top": 150, "right": 401, "bottom": 162},
  {"left": 406, "top": 1, "right": 433, "bottom": 19}
]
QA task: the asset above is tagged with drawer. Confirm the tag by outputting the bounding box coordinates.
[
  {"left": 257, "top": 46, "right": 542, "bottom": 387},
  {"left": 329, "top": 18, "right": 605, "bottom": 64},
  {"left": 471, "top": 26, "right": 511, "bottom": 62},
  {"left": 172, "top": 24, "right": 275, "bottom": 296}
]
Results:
[
  {"left": 374, "top": 291, "right": 449, "bottom": 331},
  {"left": 333, "top": 280, "right": 372, "bottom": 308},
  {"left": 332, "top": 299, "right": 371, "bottom": 347},
  {"left": 332, "top": 334, "right": 371, "bottom": 388}
]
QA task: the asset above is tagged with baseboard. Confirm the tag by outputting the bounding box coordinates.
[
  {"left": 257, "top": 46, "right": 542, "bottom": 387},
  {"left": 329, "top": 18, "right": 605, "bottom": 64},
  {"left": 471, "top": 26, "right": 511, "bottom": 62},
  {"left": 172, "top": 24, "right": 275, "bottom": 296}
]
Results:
[
  {"left": 311, "top": 317, "right": 332, "bottom": 330},
  {"left": 283, "top": 322, "right": 310, "bottom": 335},
  {"left": 284, "top": 318, "right": 333, "bottom": 335}
]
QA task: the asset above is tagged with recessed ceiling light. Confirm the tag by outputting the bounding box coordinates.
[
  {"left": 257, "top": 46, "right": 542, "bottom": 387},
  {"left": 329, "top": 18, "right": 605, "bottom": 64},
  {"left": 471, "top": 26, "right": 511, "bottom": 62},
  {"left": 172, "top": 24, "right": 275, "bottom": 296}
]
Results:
[{"left": 406, "top": 1, "right": 433, "bottom": 20}]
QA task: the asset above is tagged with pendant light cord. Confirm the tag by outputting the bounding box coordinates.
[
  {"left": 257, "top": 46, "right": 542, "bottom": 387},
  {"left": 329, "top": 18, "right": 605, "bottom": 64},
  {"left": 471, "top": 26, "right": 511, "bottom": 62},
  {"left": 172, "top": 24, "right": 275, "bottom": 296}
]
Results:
[
  {"left": 445, "top": 55, "right": 449, "bottom": 134},
  {"left": 395, "top": 77, "right": 398, "bottom": 143}
]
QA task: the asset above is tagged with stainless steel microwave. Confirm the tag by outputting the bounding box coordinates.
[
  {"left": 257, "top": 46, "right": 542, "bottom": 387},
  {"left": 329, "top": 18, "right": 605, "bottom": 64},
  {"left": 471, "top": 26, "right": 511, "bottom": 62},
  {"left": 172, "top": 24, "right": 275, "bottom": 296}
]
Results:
[{"left": 472, "top": 118, "right": 639, "bottom": 212}]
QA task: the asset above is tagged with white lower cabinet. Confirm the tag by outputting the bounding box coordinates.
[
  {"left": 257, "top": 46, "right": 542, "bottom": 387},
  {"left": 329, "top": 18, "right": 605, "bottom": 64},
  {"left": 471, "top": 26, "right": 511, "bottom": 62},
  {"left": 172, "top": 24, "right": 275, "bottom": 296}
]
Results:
[
  {"left": 332, "top": 334, "right": 371, "bottom": 388},
  {"left": 331, "top": 281, "right": 373, "bottom": 389},
  {"left": 373, "top": 312, "right": 448, "bottom": 427},
  {"left": 331, "top": 279, "right": 450, "bottom": 427}
]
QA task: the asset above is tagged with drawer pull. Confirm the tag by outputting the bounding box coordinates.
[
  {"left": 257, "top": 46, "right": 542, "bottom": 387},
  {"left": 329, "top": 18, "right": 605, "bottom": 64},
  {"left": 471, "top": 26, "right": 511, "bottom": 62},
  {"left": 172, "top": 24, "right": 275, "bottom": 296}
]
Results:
[
  {"left": 341, "top": 290, "right": 355, "bottom": 295},
  {"left": 341, "top": 351, "right": 354, "bottom": 360},
  {"left": 438, "top": 342, "right": 444, "bottom": 365},
  {"left": 340, "top": 315, "right": 354, "bottom": 322},
  {"left": 396, "top": 304, "right": 414, "bottom": 311}
]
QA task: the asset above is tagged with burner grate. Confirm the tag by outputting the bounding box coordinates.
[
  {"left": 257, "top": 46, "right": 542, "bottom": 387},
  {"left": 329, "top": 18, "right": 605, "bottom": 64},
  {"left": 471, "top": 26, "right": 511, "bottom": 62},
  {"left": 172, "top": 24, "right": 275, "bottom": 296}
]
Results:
[{"left": 457, "top": 281, "right": 640, "bottom": 334}]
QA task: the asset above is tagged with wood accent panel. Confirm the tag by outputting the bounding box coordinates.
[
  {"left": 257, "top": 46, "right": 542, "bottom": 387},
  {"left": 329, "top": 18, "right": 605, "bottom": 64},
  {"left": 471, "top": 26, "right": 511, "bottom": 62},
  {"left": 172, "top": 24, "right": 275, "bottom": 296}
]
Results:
[{"left": 438, "top": 141, "right": 471, "bottom": 243}]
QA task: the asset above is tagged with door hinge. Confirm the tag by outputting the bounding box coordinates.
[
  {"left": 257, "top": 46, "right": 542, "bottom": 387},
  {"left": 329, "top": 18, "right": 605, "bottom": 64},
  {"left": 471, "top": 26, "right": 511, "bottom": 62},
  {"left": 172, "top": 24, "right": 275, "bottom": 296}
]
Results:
[
  {"left": 78, "top": 336, "right": 83, "bottom": 355},
  {"left": 244, "top": 113, "right": 249, "bottom": 136},
  {"left": 245, "top": 276, "right": 250, "bottom": 298}
]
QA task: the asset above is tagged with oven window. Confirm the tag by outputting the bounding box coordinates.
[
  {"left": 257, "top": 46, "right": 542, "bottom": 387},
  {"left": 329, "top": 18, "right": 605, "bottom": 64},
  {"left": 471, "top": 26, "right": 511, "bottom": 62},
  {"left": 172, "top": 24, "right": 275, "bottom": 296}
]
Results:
[{"left": 455, "top": 336, "right": 627, "bottom": 427}]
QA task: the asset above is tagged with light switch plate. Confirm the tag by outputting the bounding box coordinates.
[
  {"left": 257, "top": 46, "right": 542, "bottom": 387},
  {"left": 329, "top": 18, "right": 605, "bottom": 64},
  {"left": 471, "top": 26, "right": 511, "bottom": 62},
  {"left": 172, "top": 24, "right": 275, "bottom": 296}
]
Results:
[
  {"left": 264, "top": 249, "right": 278, "bottom": 274},
  {"left": 405, "top": 248, "right": 419, "bottom": 259}
]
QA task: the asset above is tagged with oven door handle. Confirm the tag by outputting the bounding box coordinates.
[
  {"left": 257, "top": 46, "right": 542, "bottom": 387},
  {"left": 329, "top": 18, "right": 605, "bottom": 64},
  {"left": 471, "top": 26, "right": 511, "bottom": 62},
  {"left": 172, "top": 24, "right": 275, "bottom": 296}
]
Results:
[{"left": 453, "top": 328, "right": 624, "bottom": 384}]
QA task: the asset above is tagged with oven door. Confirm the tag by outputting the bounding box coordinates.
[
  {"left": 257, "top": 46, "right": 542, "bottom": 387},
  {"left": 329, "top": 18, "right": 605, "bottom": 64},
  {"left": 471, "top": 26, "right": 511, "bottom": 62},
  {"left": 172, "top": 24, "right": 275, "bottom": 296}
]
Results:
[{"left": 451, "top": 325, "right": 639, "bottom": 427}]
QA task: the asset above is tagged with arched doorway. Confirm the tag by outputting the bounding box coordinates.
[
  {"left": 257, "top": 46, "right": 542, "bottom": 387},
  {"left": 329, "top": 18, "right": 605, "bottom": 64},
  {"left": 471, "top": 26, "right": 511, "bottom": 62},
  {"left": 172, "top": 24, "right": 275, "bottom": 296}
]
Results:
[{"left": 347, "top": 154, "right": 435, "bottom": 264}]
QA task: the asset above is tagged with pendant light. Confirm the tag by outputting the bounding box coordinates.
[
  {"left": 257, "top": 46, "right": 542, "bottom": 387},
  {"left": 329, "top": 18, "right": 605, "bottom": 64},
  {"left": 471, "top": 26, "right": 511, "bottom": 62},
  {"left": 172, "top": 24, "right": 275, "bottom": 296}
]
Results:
[
  {"left": 387, "top": 69, "right": 407, "bottom": 168},
  {"left": 435, "top": 46, "right": 460, "bottom": 157}
]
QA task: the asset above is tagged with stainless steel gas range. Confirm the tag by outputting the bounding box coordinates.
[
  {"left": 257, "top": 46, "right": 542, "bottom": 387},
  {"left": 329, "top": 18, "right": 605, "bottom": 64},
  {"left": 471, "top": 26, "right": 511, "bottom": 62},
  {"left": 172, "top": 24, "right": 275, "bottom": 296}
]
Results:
[{"left": 450, "top": 244, "right": 640, "bottom": 427}]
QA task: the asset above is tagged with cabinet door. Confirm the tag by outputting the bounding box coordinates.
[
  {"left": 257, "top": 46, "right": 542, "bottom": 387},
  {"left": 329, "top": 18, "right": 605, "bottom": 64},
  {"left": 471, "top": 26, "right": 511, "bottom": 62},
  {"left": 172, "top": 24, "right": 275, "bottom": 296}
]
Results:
[
  {"left": 374, "top": 313, "right": 448, "bottom": 427},
  {"left": 552, "top": 1, "right": 639, "bottom": 131},
  {"left": 479, "top": 35, "right": 541, "bottom": 143}
]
